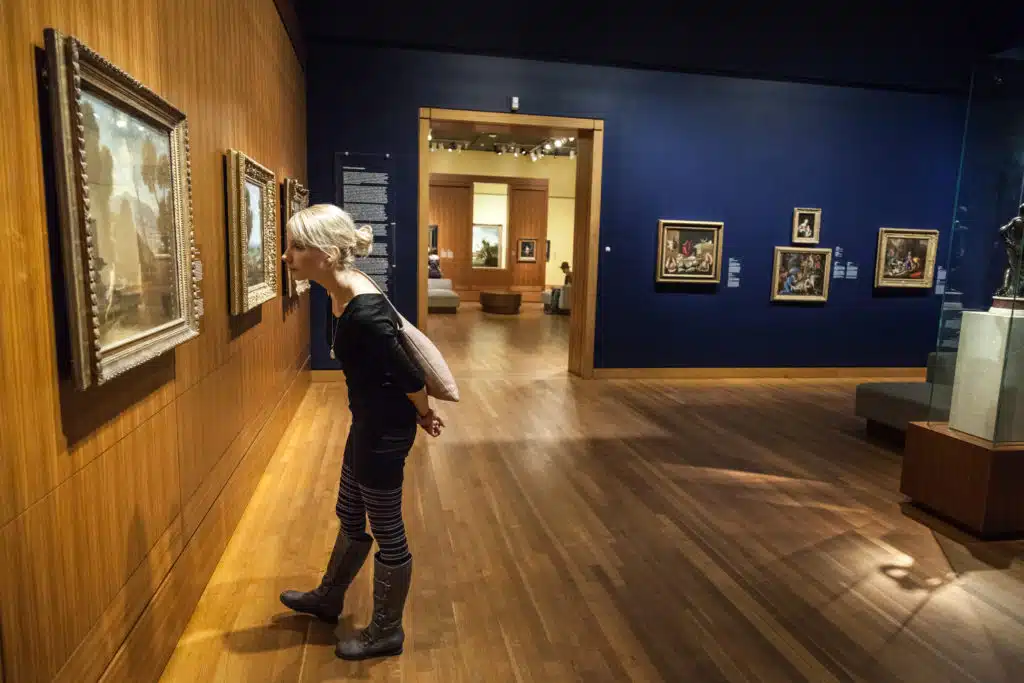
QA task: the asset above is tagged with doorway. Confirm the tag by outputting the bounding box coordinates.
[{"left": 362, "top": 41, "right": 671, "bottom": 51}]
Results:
[{"left": 417, "top": 108, "right": 604, "bottom": 378}]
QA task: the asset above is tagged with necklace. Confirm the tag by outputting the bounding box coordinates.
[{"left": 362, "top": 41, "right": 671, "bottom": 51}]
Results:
[{"left": 329, "top": 313, "right": 341, "bottom": 360}]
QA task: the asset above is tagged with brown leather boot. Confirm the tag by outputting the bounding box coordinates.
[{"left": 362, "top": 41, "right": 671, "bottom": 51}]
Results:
[
  {"left": 280, "top": 531, "right": 372, "bottom": 623},
  {"left": 335, "top": 554, "right": 412, "bottom": 660}
]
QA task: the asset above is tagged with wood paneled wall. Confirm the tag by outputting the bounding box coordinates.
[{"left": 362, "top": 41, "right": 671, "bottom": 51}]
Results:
[
  {"left": 429, "top": 174, "right": 548, "bottom": 300},
  {"left": 0, "top": 2, "right": 310, "bottom": 682}
]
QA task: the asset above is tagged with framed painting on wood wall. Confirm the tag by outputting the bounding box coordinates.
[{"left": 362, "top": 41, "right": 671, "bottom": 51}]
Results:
[
  {"left": 770, "top": 246, "right": 832, "bottom": 302},
  {"left": 656, "top": 219, "right": 724, "bottom": 283},
  {"left": 281, "top": 177, "right": 310, "bottom": 297},
  {"left": 227, "top": 149, "right": 277, "bottom": 314},
  {"left": 518, "top": 238, "right": 538, "bottom": 263},
  {"left": 873, "top": 228, "right": 939, "bottom": 289},
  {"left": 43, "top": 28, "right": 203, "bottom": 390}
]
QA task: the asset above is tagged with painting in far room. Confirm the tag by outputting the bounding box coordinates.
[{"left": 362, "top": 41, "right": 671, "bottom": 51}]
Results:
[
  {"left": 656, "top": 219, "right": 724, "bottom": 283},
  {"left": 518, "top": 238, "right": 538, "bottom": 263},
  {"left": 874, "top": 228, "right": 939, "bottom": 288},
  {"left": 472, "top": 223, "right": 502, "bottom": 268},
  {"left": 771, "top": 246, "right": 832, "bottom": 302},
  {"left": 792, "top": 207, "right": 822, "bottom": 244}
]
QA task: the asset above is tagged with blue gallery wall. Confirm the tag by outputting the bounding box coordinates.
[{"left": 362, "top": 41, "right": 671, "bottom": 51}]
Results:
[{"left": 306, "top": 44, "right": 966, "bottom": 370}]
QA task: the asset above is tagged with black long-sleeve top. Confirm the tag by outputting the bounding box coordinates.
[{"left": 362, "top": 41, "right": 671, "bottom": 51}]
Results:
[{"left": 333, "top": 294, "right": 426, "bottom": 423}]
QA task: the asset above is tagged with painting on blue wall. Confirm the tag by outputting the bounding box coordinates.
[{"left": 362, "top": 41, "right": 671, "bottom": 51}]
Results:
[
  {"left": 873, "top": 228, "right": 939, "bottom": 289},
  {"left": 656, "top": 220, "right": 724, "bottom": 283},
  {"left": 771, "top": 246, "right": 832, "bottom": 302},
  {"left": 792, "top": 207, "right": 822, "bottom": 245}
]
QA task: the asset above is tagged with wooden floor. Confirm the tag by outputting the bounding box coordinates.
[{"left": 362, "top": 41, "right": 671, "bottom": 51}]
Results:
[{"left": 159, "top": 308, "right": 1024, "bottom": 682}]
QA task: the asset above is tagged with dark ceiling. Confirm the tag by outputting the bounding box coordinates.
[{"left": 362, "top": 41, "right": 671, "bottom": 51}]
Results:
[{"left": 293, "top": 0, "right": 1024, "bottom": 93}]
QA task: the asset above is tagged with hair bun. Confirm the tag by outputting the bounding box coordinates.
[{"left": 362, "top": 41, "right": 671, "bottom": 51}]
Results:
[{"left": 353, "top": 225, "right": 374, "bottom": 257}]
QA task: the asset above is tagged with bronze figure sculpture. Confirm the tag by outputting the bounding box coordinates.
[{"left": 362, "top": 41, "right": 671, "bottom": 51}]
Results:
[{"left": 996, "top": 204, "right": 1024, "bottom": 298}]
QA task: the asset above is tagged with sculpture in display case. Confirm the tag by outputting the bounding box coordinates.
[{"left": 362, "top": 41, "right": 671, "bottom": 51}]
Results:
[
  {"left": 43, "top": 29, "right": 204, "bottom": 390},
  {"left": 281, "top": 177, "right": 310, "bottom": 297},
  {"left": 655, "top": 219, "right": 724, "bottom": 283},
  {"left": 226, "top": 150, "right": 278, "bottom": 314},
  {"left": 994, "top": 204, "right": 1024, "bottom": 298}
]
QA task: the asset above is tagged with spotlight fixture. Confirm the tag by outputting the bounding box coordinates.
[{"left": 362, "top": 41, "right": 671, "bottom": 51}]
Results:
[
  {"left": 530, "top": 153, "right": 538, "bottom": 162},
  {"left": 544, "top": 142, "right": 552, "bottom": 150},
  {"left": 569, "top": 136, "right": 575, "bottom": 142},
  {"left": 554, "top": 139, "right": 563, "bottom": 148},
  {"left": 428, "top": 130, "right": 433, "bottom": 141}
]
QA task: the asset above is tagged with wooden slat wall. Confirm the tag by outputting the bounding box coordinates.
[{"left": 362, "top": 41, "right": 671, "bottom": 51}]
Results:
[
  {"left": 0, "top": 2, "right": 310, "bottom": 682},
  {"left": 509, "top": 186, "right": 549, "bottom": 290},
  {"left": 429, "top": 174, "right": 548, "bottom": 297}
]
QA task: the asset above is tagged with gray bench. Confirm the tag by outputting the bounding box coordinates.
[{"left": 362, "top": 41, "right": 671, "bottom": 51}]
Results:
[{"left": 855, "top": 352, "right": 955, "bottom": 442}]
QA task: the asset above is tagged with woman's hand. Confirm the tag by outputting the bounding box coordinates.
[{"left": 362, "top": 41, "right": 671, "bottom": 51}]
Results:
[{"left": 417, "top": 408, "right": 445, "bottom": 437}]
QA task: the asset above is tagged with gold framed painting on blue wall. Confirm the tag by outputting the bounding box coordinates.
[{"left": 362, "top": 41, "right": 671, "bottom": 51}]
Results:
[
  {"left": 792, "top": 207, "right": 822, "bottom": 244},
  {"left": 771, "top": 246, "right": 832, "bottom": 302},
  {"left": 656, "top": 219, "right": 724, "bottom": 283}
]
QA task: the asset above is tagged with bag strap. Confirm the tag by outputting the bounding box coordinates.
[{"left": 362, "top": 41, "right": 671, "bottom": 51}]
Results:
[{"left": 353, "top": 269, "right": 405, "bottom": 330}]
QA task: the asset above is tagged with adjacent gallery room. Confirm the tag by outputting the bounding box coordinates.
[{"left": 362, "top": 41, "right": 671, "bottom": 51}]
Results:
[{"left": 4, "top": 1, "right": 1024, "bottom": 683}]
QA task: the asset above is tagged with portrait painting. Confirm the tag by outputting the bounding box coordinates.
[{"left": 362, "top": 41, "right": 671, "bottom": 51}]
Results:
[
  {"left": 227, "top": 150, "right": 277, "bottom": 314},
  {"left": 472, "top": 224, "right": 502, "bottom": 268},
  {"left": 771, "top": 247, "right": 832, "bottom": 302},
  {"left": 518, "top": 238, "right": 538, "bottom": 263},
  {"left": 281, "top": 178, "right": 310, "bottom": 296},
  {"left": 792, "top": 207, "right": 821, "bottom": 244},
  {"left": 44, "top": 29, "right": 202, "bottom": 389},
  {"left": 874, "top": 228, "right": 939, "bottom": 289},
  {"left": 656, "top": 220, "right": 724, "bottom": 283}
]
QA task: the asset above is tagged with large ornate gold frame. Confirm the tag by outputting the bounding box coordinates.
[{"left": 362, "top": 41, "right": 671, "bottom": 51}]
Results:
[
  {"left": 227, "top": 150, "right": 278, "bottom": 314},
  {"left": 874, "top": 228, "right": 939, "bottom": 289},
  {"left": 44, "top": 28, "right": 203, "bottom": 390},
  {"left": 282, "top": 177, "right": 310, "bottom": 297}
]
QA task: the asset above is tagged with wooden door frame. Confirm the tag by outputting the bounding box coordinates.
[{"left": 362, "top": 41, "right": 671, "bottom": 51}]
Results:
[{"left": 418, "top": 107, "right": 604, "bottom": 378}]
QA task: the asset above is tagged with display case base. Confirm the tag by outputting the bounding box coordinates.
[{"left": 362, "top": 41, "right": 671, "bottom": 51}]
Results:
[{"left": 901, "top": 421, "right": 1024, "bottom": 538}]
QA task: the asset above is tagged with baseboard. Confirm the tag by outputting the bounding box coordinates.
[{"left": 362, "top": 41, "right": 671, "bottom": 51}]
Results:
[
  {"left": 96, "top": 360, "right": 311, "bottom": 683},
  {"left": 592, "top": 366, "right": 927, "bottom": 380}
]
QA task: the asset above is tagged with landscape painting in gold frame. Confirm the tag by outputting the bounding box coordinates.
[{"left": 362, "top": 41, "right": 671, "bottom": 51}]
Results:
[
  {"left": 227, "top": 149, "right": 277, "bottom": 314},
  {"left": 656, "top": 219, "right": 724, "bottom": 283},
  {"left": 44, "top": 28, "right": 203, "bottom": 390},
  {"left": 281, "top": 177, "right": 310, "bottom": 297},
  {"left": 873, "top": 228, "right": 939, "bottom": 289},
  {"left": 770, "top": 246, "right": 832, "bottom": 302}
]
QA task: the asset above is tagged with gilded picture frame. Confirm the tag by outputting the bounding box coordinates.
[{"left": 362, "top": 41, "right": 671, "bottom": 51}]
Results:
[
  {"left": 518, "top": 238, "right": 538, "bottom": 263},
  {"left": 770, "top": 246, "right": 832, "bottom": 302},
  {"left": 656, "top": 219, "right": 724, "bottom": 283},
  {"left": 227, "top": 149, "right": 277, "bottom": 314},
  {"left": 873, "top": 228, "right": 939, "bottom": 289},
  {"left": 791, "top": 207, "right": 822, "bottom": 244},
  {"left": 44, "top": 29, "right": 203, "bottom": 390},
  {"left": 281, "top": 177, "right": 310, "bottom": 297}
]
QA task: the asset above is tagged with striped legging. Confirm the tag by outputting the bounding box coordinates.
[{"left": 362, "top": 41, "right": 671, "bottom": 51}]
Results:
[{"left": 335, "top": 421, "right": 414, "bottom": 566}]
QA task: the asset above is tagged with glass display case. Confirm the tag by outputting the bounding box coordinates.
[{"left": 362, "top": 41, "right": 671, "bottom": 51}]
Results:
[{"left": 927, "top": 52, "right": 1024, "bottom": 446}]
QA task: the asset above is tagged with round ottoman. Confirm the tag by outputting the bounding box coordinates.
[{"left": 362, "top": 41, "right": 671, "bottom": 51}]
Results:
[{"left": 480, "top": 291, "right": 522, "bottom": 315}]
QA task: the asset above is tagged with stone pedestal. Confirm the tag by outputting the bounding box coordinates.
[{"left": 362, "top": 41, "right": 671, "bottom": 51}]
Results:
[{"left": 948, "top": 303, "right": 1024, "bottom": 443}]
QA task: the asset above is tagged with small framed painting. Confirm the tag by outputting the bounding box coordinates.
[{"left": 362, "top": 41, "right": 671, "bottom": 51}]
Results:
[
  {"left": 546, "top": 239, "right": 551, "bottom": 262},
  {"left": 874, "top": 228, "right": 939, "bottom": 289},
  {"left": 43, "top": 29, "right": 203, "bottom": 389},
  {"left": 281, "top": 178, "right": 310, "bottom": 297},
  {"left": 656, "top": 219, "right": 724, "bottom": 283},
  {"left": 771, "top": 246, "right": 832, "bottom": 302},
  {"left": 518, "top": 238, "right": 538, "bottom": 263},
  {"left": 792, "top": 207, "right": 822, "bottom": 244},
  {"left": 227, "top": 150, "right": 278, "bottom": 314}
]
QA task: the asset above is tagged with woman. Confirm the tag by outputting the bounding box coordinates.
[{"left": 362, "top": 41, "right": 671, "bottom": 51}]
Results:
[{"left": 279, "top": 203, "right": 444, "bottom": 660}]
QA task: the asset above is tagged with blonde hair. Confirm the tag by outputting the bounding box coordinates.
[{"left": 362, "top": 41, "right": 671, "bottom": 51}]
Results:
[{"left": 287, "top": 203, "right": 373, "bottom": 269}]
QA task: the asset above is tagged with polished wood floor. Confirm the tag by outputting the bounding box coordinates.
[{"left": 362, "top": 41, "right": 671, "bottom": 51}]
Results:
[{"left": 159, "top": 308, "right": 1024, "bottom": 682}]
